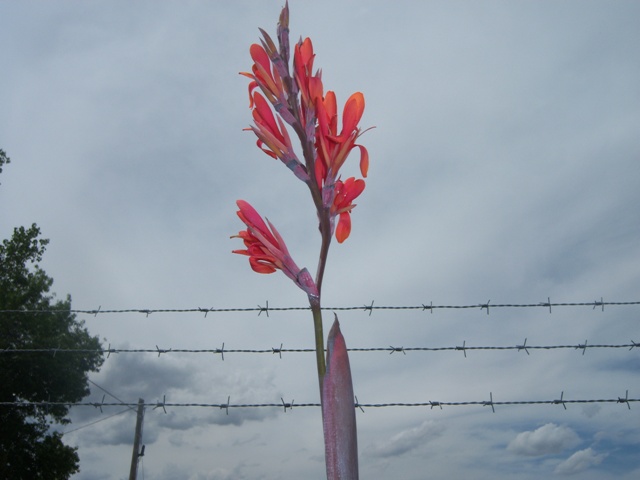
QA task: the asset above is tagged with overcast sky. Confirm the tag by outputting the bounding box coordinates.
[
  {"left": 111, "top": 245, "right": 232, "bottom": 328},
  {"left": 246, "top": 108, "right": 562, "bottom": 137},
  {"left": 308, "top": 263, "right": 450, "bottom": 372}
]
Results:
[{"left": 1, "top": 1, "right": 639, "bottom": 479}]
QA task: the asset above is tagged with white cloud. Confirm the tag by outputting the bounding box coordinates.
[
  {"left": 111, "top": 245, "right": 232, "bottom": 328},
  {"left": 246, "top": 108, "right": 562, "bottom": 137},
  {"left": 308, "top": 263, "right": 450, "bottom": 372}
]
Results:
[
  {"left": 554, "top": 447, "right": 607, "bottom": 475},
  {"left": 507, "top": 423, "right": 580, "bottom": 457},
  {"left": 365, "top": 420, "right": 445, "bottom": 458}
]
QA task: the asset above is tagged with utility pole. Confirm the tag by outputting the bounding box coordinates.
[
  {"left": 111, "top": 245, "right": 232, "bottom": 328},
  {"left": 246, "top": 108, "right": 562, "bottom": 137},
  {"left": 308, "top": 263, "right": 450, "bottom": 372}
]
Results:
[{"left": 129, "top": 398, "right": 145, "bottom": 480}]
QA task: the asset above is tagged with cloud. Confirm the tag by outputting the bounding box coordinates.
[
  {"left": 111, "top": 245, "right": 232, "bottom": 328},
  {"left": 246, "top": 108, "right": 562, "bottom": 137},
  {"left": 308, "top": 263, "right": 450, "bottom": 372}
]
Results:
[
  {"left": 365, "top": 420, "right": 445, "bottom": 458},
  {"left": 507, "top": 423, "right": 580, "bottom": 457},
  {"left": 71, "top": 352, "right": 279, "bottom": 448},
  {"left": 554, "top": 448, "right": 607, "bottom": 475}
]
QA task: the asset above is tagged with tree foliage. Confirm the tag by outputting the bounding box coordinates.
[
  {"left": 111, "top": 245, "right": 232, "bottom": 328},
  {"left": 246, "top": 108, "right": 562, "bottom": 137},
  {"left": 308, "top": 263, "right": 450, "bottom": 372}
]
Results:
[
  {"left": 0, "top": 148, "right": 10, "bottom": 184},
  {"left": 0, "top": 222, "right": 104, "bottom": 478}
]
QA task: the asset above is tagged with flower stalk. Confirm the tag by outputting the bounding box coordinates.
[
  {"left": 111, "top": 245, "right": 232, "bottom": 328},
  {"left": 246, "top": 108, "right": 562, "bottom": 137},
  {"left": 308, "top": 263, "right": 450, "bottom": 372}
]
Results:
[{"left": 232, "top": 3, "right": 370, "bottom": 478}]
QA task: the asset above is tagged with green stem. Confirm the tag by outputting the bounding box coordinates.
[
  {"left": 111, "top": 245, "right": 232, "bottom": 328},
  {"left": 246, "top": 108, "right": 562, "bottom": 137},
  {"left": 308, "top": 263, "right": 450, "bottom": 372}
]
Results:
[
  {"left": 311, "top": 302, "right": 325, "bottom": 391},
  {"left": 310, "top": 211, "right": 331, "bottom": 394},
  {"left": 287, "top": 87, "right": 332, "bottom": 397}
]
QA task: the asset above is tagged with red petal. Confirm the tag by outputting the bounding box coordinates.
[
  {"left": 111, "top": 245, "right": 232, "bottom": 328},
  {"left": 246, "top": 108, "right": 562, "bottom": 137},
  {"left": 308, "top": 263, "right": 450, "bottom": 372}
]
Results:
[
  {"left": 341, "top": 92, "right": 365, "bottom": 137},
  {"left": 335, "top": 212, "right": 351, "bottom": 243},
  {"left": 298, "top": 37, "right": 314, "bottom": 69},
  {"left": 315, "top": 157, "right": 327, "bottom": 189},
  {"left": 357, "top": 145, "right": 369, "bottom": 178},
  {"left": 249, "top": 44, "right": 271, "bottom": 76},
  {"left": 324, "top": 91, "right": 337, "bottom": 134},
  {"left": 342, "top": 178, "right": 365, "bottom": 205},
  {"left": 249, "top": 257, "right": 277, "bottom": 274},
  {"left": 252, "top": 93, "right": 280, "bottom": 137},
  {"left": 236, "top": 200, "right": 272, "bottom": 240},
  {"left": 308, "top": 77, "right": 324, "bottom": 103}
]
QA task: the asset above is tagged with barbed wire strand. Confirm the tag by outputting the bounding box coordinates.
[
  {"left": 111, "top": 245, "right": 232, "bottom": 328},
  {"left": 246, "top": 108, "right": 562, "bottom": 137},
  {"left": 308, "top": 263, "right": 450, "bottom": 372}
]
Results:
[
  {"left": 2, "top": 340, "right": 638, "bottom": 357},
  {"left": 1, "top": 298, "right": 639, "bottom": 317},
  {"left": 1, "top": 391, "right": 636, "bottom": 412}
]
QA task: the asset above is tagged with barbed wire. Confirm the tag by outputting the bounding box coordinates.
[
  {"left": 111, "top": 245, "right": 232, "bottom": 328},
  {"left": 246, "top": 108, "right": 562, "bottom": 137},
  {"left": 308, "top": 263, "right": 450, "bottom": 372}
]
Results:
[
  {"left": 0, "top": 390, "right": 636, "bottom": 413},
  {"left": 1, "top": 339, "right": 638, "bottom": 358},
  {"left": 1, "top": 297, "right": 638, "bottom": 317}
]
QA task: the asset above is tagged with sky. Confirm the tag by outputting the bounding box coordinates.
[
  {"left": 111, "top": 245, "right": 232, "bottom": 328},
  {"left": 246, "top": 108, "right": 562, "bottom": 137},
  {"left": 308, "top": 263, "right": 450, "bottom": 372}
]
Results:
[{"left": 1, "top": 0, "right": 639, "bottom": 479}]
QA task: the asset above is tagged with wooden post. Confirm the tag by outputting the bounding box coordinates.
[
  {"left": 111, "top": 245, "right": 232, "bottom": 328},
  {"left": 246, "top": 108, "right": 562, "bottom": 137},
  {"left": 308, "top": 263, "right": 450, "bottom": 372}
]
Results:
[{"left": 128, "top": 398, "right": 145, "bottom": 480}]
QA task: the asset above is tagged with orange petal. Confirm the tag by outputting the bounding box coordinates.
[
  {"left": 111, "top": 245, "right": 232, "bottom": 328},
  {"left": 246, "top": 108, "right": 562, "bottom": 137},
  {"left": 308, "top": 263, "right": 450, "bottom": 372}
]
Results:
[
  {"left": 299, "top": 37, "right": 314, "bottom": 68},
  {"left": 357, "top": 145, "right": 369, "bottom": 178},
  {"left": 335, "top": 212, "right": 352, "bottom": 243},
  {"left": 341, "top": 92, "right": 365, "bottom": 137},
  {"left": 324, "top": 91, "right": 338, "bottom": 134},
  {"left": 308, "top": 76, "right": 324, "bottom": 103},
  {"left": 342, "top": 178, "right": 365, "bottom": 205}
]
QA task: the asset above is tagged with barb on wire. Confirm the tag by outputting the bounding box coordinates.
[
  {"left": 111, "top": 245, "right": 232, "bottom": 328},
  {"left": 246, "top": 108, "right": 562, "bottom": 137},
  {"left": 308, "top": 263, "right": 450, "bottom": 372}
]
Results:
[
  {"left": 272, "top": 344, "right": 284, "bottom": 358},
  {"left": 388, "top": 346, "right": 406, "bottom": 355},
  {"left": 618, "top": 390, "right": 631, "bottom": 410},
  {"left": 215, "top": 343, "right": 225, "bottom": 361},
  {"left": 553, "top": 391, "right": 567, "bottom": 410},
  {"left": 281, "top": 397, "right": 294, "bottom": 412},
  {"left": 220, "top": 396, "right": 230, "bottom": 415},
  {"left": 363, "top": 300, "right": 375, "bottom": 316},
  {"left": 576, "top": 340, "right": 588, "bottom": 356},
  {"left": 456, "top": 340, "right": 467, "bottom": 358},
  {"left": 154, "top": 395, "right": 167, "bottom": 413},
  {"left": 258, "top": 301, "right": 269, "bottom": 317},
  {"left": 517, "top": 338, "right": 530, "bottom": 355},
  {"left": 484, "top": 392, "right": 495, "bottom": 413},
  {"left": 541, "top": 297, "right": 552, "bottom": 313},
  {"left": 481, "top": 300, "right": 491, "bottom": 315},
  {"left": 156, "top": 345, "right": 171, "bottom": 357},
  {"left": 593, "top": 297, "right": 605, "bottom": 311},
  {"left": 91, "top": 395, "right": 106, "bottom": 413}
]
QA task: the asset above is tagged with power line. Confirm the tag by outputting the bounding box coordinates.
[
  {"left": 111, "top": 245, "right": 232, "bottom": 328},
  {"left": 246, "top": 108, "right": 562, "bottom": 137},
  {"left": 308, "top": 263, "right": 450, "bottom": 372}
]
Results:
[
  {"left": 87, "top": 379, "right": 137, "bottom": 412},
  {"left": 61, "top": 407, "right": 131, "bottom": 435}
]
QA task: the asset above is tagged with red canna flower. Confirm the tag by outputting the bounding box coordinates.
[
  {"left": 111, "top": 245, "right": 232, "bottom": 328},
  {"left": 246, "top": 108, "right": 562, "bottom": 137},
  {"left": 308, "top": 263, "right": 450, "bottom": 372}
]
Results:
[{"left": 232, "top": 200, "right": 318, "bottom": 298}]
